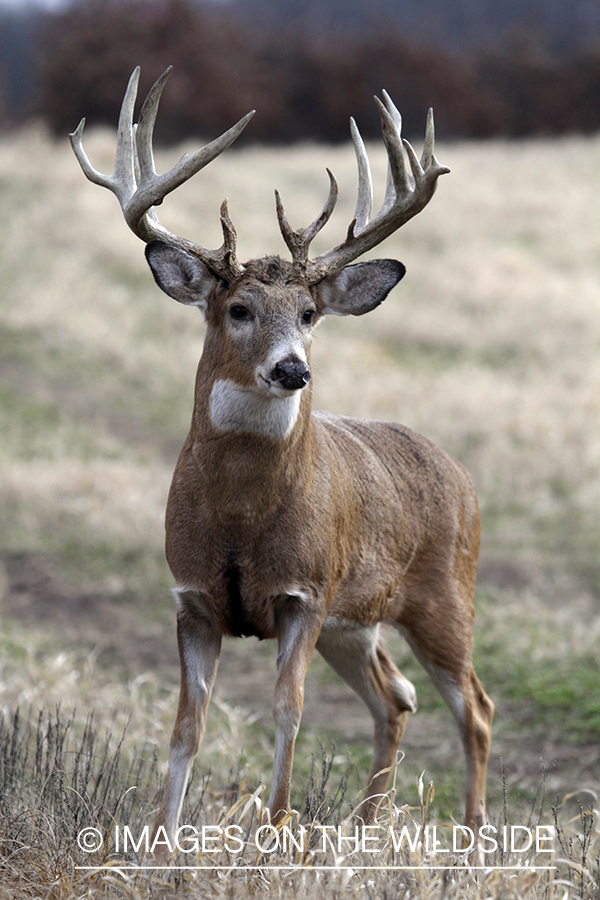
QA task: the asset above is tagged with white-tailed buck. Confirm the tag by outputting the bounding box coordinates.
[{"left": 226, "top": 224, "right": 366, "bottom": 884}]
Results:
[{"left": 71, "top": 67, "right": 493, "bottom": 850}]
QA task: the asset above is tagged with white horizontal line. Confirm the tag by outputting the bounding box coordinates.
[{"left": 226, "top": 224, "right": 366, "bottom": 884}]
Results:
[{"left": 76, "top": 865, "right": 557, "bottom": 872}]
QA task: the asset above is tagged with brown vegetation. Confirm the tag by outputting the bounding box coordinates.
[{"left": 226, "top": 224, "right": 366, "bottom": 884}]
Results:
[{"left": 2, "top": 0, "right": 596, "bottom": 142}]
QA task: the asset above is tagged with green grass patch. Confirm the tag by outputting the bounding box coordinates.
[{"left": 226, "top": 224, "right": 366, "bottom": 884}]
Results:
[
  {"left": 473, "top": 589, "right": 600, "bottom": 742},
  {"left": 498, "top": 656, "right": 600, "bottom": 741},
  {"left": 535, "top": 505, "right": 600, "bottom": 601}
]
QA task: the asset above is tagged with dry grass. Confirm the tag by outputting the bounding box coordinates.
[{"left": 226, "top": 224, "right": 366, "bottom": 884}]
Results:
[
  {"left": 0, "top": 122, "right": 599, "bottom": 896},
  {"left": 0, "top": 663, "right": 596, "bottom": 900}
]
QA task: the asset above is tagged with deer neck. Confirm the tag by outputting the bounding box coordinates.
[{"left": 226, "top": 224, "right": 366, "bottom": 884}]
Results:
[{"left": 186, "top": 353, "right": 315, "bottom": 505}]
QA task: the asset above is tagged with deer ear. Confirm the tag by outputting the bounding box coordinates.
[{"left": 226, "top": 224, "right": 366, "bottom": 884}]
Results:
[
  {"left": 145, "top": 241, "right": 220, "bottom": 314},
  {"left": 312, "top": 259, "right": 405, "bottom": 316}
]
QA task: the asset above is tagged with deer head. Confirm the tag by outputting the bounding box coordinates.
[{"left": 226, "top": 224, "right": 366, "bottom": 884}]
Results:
[{"left": 70, "top": 67, "right": 447, "bottom": 440}]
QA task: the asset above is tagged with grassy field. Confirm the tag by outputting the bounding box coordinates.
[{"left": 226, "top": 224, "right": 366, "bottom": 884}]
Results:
[{"left": 0, "top": 120, "right": 599, "bottom": 897}]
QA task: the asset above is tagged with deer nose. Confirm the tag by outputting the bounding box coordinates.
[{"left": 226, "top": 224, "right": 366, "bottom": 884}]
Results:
[{"left": 271, "top": 359, "right": 311, "bottom": 391}]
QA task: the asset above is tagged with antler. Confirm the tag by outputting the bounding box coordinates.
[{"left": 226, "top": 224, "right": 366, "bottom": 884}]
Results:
[
  {"left": 274, "top": 169, "right": 338, "bottom": 277},
  {"left": 70, "top": 67, "right": 255, "bottom": 282},
  {"left": 276, "top": 92, "right": 450, "bottom": 285}
]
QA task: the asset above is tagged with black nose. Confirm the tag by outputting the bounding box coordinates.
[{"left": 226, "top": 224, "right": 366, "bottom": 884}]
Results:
[{"left": 271, "top": 359, "right": 311, "bottom": 391}]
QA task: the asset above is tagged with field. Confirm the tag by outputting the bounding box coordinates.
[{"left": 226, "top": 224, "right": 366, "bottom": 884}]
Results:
[{"left": 0, "top": 120, "right": 599, "bottom": 897}]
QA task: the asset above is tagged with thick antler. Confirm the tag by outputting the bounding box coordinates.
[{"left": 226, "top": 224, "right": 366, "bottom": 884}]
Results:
[
  {"left": 70, "top": 67, "right": 255, "bottom": 282},
  {"left": 276, "top": 92, "right": 449, "bottom": 285}
]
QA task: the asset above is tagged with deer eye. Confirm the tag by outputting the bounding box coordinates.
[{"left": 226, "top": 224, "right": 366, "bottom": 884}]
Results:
[
  {"left": 230, "top": 305, "right": 250, "bottom": 321},
  {"left": 301, "top": 309, "right": 316, "bottom": 325}
]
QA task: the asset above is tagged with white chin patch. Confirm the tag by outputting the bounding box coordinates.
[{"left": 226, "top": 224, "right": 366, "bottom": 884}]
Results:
[{"left": 209, "top": 378, "right": 301, "bottom": 439}]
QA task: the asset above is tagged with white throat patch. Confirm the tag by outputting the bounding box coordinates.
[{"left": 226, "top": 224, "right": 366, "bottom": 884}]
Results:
[{"left": 209, "top": 379, "right": 301, "bottom": 439}]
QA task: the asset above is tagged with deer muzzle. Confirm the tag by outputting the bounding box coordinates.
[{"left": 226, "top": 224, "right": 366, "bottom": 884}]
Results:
[{"left": 270, "top": 359, "right": 311, "bottom": 391}]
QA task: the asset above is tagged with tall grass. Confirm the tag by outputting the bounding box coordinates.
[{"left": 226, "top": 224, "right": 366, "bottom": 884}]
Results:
[{"left": 0, "top": 699, "right": 597, "bottom": 899}]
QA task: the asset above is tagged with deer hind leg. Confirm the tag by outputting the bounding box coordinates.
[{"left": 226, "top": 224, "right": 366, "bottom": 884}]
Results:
[
  {"left": 316, "top": 621, "right": 417, "bottom": 824},
  {"left": 397, "top": 613, "right": 494, "bottom": 835},
  {"left": 153, "top": 590, "right": 222, "bottom": 855}
]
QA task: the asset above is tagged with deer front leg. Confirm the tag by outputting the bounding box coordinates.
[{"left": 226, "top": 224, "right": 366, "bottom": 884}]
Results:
[
  {"left": 266, "top": 602, "right": 323, "bottom": 823},
  {"left": 153, "top": 590, "right": 222, "bottom": 854}
]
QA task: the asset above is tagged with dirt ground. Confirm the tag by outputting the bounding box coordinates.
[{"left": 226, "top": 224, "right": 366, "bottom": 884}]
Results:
[{"left": 1, "top": 548, "right": 596, "bottom": 817}]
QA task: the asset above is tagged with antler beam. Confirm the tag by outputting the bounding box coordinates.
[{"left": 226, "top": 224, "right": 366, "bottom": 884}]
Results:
[{"left": 70, "top": 67, "right": 255, "bottom": 282}]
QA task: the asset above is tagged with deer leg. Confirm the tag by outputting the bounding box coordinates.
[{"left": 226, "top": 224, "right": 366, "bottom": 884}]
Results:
[
  {"left": 153, "top": 590, "right": 222, "bottom": 854},
  {"left": 316, "top": 622, "right": 417, "bottom": 823},
  {"left": 398, "top": 618, "right": 493, "bottom": 835},
  {"left": 266, "top": 603, "right": 323, "bottom": 823},
  {"left": 462, "top": 668, "right": 494, "bottom": 833},
  {"left": 423, "top": 662, "right": 493, "bottom": 835}
]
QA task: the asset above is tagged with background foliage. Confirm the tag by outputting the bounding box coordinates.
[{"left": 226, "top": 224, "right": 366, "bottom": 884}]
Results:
[{"left": 1, "top": 0, "right": 600, "bottom": 141}]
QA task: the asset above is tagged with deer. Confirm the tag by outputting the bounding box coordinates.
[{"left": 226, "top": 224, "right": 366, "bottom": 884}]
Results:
[{"left": 70, "top": 66, "right": 493, "bottom": 854}]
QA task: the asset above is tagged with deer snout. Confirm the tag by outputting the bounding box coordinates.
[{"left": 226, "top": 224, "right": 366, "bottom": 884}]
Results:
[{"left": 270, "top": 359, "right": 311, "bottom": 391}]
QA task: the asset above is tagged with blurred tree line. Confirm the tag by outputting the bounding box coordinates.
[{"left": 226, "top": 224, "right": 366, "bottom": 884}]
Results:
[{"left": 1, "top": 0, "right": 600, "bottom": 141}]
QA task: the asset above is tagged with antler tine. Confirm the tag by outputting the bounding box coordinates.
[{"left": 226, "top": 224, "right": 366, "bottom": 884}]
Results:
[
  {"left": 375, "top": 95, "right": 410, "bottom": 208},
  {"left": 381, "top": 89, "right": 402, "bottom": 130},
  {"left": 421, "top": 107, "right": 435, "bottom": 169},
  {"left": 275, "top": 169, "right": 338, "bottom": 272},
  {"left": 379, "top": 90, "right": 410, "bottom": 216},
  {"left": 70, "top": 119, "right": 109, "bottom": 188},
  {"left": 131, "top": 70, "right": 255, "bottom": 236},
  {"left": 70, "top": 67, "right": 138, "bottom": 201},
  {"left": 113, "top": 66, "right": 140, "bottom": 199},
  {"left": 349, "top": 117, "right": 373, "bottom": 234},
  {"left": 274, "top": 188, "right": 294, "bottom": 251},
  {"left": 305, "top": 169, "right": 338, "bottom": 242},
  {"left": 70, "top": 66, "right": 255, "bottom": 282},
  {"left": 217, "top": 199, "right": 239, "bottom": 271},
  {"left": 304, "top": 95, "right": 450, "bottom": 284},
  {"left": 134, "top": 65, "right": 171, "bottom": 185}
]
